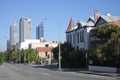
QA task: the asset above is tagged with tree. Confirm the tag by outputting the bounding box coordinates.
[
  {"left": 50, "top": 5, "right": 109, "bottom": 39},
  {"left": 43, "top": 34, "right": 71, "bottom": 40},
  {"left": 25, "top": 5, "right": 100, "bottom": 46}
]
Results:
[
  {"left": 21, "top": 49, "right": 26, "bottom": 63},
  {"left": 53, "top": 42, "right": 74, "bottom": 67},
  {"left": 10, "top": 51, "right": 17, "bottom": 62},
  {"left": 16, "top": 49, "right": 21, "bottom": 63},
  {"left": 0, "top": 52, "right": 5, "bottom": 65},
  {"left": 90, "top": 24, "right": 120, "bottom": 67},
  {"left": 69, "top": 50, "right": 86, "bottom": 68},
  {"left": 53, "top": 42, "right": 86, "bottom": 68},
  {"left": 25, "top": 49, "right": 38, "bottom": 64}
]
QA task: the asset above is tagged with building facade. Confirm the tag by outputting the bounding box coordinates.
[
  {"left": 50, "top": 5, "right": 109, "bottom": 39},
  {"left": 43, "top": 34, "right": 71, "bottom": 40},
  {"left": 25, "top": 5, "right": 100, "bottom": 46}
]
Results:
[
  {"left": 10, "top": 22, "right": 18, "bottom": 45},
  {"left": 19, "top": 39, "right": 58, "bottom": 50},
  {"left": 66, "top": 17, "right": 96, "bottom": 50},
  {"left": 19, "top": 38, "right": 58, "bottom": 65},
  {"left": 36, "top": 22, "right": 44, "bottom": 39},
  {"left": 66, "top": 10, "right": 101, "bottom": 51},
  {"left": 36, "top": 47, "right": 53, "bottom": 65},
  {"left": 19, "top": 18, "right": 32, "bottom": 43},
  {"left": 66, "top": 11, "right": 120, "bottom": 51}
]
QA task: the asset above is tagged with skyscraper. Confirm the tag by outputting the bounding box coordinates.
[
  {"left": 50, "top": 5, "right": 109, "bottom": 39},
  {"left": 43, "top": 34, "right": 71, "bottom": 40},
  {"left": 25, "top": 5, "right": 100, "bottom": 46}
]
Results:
[
  {"left": 19, "top": 18, "right": 32, "bottom": 43},
  {"left": 36, "top": 22, "right": 44, "bottom": 39},
  {"left": 10, "top": 22, "right": 18, "bottom": 45}
]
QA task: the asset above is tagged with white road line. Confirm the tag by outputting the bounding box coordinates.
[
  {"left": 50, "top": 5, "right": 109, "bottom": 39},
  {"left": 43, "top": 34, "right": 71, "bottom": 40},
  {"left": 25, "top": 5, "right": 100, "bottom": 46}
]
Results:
[{"left": 42, "top": 73, "right": 51, "bottom": 76}]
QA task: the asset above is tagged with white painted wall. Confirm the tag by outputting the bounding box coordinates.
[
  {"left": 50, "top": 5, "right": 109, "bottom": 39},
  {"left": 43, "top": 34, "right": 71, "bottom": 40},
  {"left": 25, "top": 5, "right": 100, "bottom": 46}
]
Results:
[
  {"left": 66, "top": 26, "right": 94, "bottom": 50},
  {"left": 19, "top": 39, "right": 58, "bottom": 50},
  {"left": 19, "top": 39, "right": 40, "bottom": 49},
  {"left": 89, "top": 66, "right": 117, "bottom": 73}
]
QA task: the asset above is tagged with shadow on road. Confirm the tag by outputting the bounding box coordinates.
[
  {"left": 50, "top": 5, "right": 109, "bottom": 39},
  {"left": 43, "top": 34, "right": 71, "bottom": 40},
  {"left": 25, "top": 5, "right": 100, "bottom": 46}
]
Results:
[
  {"left": 31, "top": 64, "right": 120, "bottom": 77},
  {"left": 31, "top": 64, "right": 87, "bottom": 72}
]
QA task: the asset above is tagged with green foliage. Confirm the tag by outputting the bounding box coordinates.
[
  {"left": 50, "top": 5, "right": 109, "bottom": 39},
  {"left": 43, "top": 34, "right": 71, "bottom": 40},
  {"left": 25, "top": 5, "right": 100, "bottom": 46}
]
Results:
[
  {"left": 69, "top": 50, "right": 86, "bottom": 68},
  {"left": 10, "top": 49, "right": 38, "bottom": 64},
  {"left": 0, "top": 52, "right": 5, "bottom": 65},
  {"left": 90, "top": 24, "right": 120, "bottom": 67},
  {"left": 10, "top": 51, "right": 17, "bottom": 62},
  {"left": 53, "top": 42, "right": 86, "bottom": 68},
  {"left": 25, "top": 49, "right": 38, "bottom": 64}
]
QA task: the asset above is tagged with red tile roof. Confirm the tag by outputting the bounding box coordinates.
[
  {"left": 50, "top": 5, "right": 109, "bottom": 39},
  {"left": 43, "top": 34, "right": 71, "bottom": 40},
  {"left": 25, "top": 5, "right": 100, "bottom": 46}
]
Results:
[
  {"left": 36, "top": 47, "right": 53, "bottom": 52},
  {"left": 112, "top": 20, "right": 120, "bottom": 27},
  {"left": 109, "top": 19, "right": 120, "bottom": 27}
]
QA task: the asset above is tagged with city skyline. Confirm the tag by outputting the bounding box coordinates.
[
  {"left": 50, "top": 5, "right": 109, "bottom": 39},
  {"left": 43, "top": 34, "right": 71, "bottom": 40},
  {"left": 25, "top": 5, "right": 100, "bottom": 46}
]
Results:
[
  {"left": 19, "top": 17, "right": 32, "bottom": 43},
  {"left": 10, "top": 22, "right": 18, "bottom": 46},
  {"left": 0, "top": 0, "right": 120, "bottom": 51},
  {"left": 36, "top": 22, "right": 44, "bottom": 39}
]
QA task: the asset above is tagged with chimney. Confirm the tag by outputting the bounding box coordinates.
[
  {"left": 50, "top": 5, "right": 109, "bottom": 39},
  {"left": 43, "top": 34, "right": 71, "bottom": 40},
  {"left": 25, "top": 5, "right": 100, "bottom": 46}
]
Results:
[
  {"left": 94, "top": 10, "right": 99, "bottom": 22},
  {"left": 77, "top": 20, "right": 80, "bottom": 27},
  {"left": 106, "top": 13, "right": 111, "bottom": 16},
  {"left": 77, "top": 20, "right": 80, "bottom": 23}
]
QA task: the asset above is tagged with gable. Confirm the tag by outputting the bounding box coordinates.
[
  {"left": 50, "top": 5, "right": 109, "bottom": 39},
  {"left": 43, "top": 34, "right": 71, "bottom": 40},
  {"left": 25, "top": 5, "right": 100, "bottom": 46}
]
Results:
[{"left": 95, "top": 17, "right": 107, "bottom": 27}]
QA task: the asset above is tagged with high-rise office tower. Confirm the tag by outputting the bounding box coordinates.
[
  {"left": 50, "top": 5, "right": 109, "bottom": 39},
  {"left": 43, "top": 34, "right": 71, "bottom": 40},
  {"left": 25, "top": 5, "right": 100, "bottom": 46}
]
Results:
[
  {"left": 36, "top": 22, "right": 44, "bottom": 39},
  {"left": 19, "top": 18, "right": 32, "bottom": 43},
  {"left": 10, "top": 22, "right": 18, "bottom": 45}
]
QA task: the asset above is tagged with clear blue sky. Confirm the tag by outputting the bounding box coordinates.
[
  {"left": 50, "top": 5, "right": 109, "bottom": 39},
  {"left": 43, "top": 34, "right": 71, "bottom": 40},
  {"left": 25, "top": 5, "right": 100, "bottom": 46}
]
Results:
[{"left": 0, "top": 0, "right": 120, "bottom": 51}]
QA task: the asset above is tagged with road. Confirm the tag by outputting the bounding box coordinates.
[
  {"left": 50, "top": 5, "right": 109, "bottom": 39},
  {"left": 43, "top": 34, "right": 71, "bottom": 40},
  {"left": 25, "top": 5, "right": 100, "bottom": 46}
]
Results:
[{"left": 0, "top": 63, "right": 119, "bottom": 80}]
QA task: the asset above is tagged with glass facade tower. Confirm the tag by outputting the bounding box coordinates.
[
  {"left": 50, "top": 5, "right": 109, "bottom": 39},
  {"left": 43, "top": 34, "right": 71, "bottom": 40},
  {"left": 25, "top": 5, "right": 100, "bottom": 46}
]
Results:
[
  {"left": 10, "top": 22, "right": 18, "bottom": 45},
  {"left": 36, "top": 22, "right": 44, "bottom": 39},
  {"left": 19, "top": 18, "right": 32, "bottom": 43}
]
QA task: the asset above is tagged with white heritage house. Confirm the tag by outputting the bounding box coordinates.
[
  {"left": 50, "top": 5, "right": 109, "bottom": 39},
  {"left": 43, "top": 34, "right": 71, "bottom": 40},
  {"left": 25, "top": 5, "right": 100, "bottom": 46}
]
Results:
[
  {"left": 66, "top": 10, "right": 120, "bottom": 51},
  {"left": 66, "top": 10, "right": 120, "bottom": 73},
  {"left": 66, "top": 10, "right": 99, "bottom": 51}
]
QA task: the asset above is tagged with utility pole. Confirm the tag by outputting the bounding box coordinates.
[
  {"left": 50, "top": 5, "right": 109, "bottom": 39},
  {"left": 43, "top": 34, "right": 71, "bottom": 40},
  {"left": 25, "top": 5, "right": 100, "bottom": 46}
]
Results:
[
  {"left": 58, "top": 25, "right": 61, "bottom": 70},
  {"left": 58, "top": 40, "right": 61, "bottom": 70}
]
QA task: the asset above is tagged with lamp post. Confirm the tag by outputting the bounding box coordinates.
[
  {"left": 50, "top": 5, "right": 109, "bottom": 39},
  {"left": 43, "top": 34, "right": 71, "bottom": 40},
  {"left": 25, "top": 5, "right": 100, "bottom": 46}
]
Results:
[
  {"left": 58, "top": 24, "right": 61, "bottom": 70},
  {"left": 58, "top": 41, "right": 61, "bottom": 70}
]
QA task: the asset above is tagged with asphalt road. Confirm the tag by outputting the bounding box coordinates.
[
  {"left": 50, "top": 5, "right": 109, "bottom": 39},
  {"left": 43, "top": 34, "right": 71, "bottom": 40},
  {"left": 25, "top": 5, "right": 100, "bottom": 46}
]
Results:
[{"left": 0, "top": 63, "right": 119, "bottom": 80}]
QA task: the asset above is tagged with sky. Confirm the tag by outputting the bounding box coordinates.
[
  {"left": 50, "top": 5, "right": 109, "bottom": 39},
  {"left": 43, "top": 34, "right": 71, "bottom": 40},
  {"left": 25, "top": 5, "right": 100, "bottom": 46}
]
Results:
[{"left": 0, "top": 0, "right": 120, "bottom": 51}]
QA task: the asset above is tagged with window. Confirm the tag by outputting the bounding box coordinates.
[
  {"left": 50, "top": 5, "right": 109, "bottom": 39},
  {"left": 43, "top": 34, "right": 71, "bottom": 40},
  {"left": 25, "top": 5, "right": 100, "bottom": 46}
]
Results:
[
  {"left": 45, "top": 44, "right": 49, "bottom": 47},
  {"left": 45, "top": 52, "right": 48, "bottom": 56},
  {"left": 77, "top": 32, "right": 79, "bottom": 43},
  {"left": 68, "top": 35, "right": 72, "bottom": 44},
  {"left": 73, "top": 34, "right": 75, "bottom": 43},
  {"left": 47, "top": 55, "right": 50, "bottom": 59},
  {"left": 80, "top": 31, "right": 84, "bottom": 42},
  {"left": 67, "top": 35, "right": 69, "bottom": 43}
]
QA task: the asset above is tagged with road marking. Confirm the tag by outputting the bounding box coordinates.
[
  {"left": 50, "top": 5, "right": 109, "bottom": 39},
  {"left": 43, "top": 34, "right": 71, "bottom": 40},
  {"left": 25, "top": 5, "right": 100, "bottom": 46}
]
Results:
[{"left": 42, "top": 73, "right": 51, "bottom": 76}]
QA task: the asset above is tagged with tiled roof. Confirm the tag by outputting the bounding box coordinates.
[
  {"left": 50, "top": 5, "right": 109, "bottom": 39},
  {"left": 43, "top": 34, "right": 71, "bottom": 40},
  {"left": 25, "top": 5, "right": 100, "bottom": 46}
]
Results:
[
  {"left": 109, "top": 20, "right": 120, "bottom": 27},
  {"left": 86, "top": 21, "right": 95, "bottom": 26},
  {"left": 89, "top": 17, "right": 95, "bottom": 22},
  {"left": 36, "top": 47, "right": 53, "bottom": 52},
  {"left": 80, "top": 22, "right": 87, "bottom": 26},
  {"left": 101, "top": 15, "right": 120, "bottom": 22},
  {"left": 66, "top": 17, "right": 95, "bottom": 32}
]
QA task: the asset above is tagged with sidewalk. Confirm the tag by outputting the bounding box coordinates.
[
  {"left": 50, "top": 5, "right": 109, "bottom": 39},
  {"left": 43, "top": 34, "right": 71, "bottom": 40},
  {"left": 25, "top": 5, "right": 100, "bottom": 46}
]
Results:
[
  {"left": 25, "top": 63, "right": 120, "bottom": 77},
  {"left": 56, "top": 68, "right": 120, "bottom": 77},
  {"left": 77, "top": 70, "right": 120, "bottom": 77},
  {"left": 50, "top": 67, "right": 120, "bottom": 77}
]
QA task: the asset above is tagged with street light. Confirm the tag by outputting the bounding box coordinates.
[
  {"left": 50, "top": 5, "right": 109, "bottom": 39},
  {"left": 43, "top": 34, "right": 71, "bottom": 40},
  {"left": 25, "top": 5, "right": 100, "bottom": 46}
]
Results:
[
  {"left": 58, "top": 24, "right": 61, "bottom": 70},
  {"left": 58, "top": 41, "right": 61, "bottom": 70}
]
